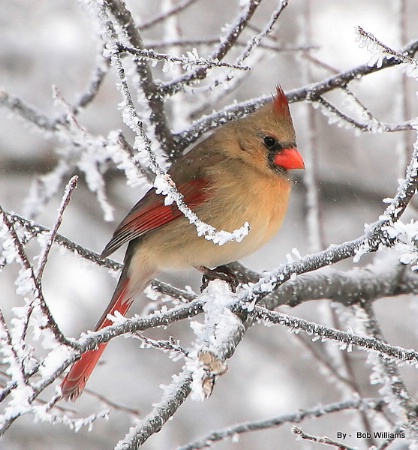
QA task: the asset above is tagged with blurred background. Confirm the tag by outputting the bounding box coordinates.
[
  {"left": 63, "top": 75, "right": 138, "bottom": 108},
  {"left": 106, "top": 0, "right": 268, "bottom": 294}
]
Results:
[{"left": 1, "top": 1, "right": 418, "bottom": 448}]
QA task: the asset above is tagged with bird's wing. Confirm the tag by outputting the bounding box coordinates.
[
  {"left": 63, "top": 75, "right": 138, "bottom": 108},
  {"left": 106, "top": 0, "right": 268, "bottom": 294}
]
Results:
[
  {"left": 101, "top": 177, "right": 210, "bottom": 258},
  {"left": 101, "top": 134, "right": 229, "bottom": 259}
]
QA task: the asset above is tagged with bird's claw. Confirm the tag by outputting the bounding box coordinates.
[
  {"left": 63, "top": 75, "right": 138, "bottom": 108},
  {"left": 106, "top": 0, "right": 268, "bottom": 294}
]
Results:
[{"left": 199, "top": 265, "right": 239, "bottom": 293}]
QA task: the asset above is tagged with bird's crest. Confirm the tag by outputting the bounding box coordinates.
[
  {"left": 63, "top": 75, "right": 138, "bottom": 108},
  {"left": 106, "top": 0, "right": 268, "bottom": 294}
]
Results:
[{"left": 273, "top": 85, "right": 291, "bottom": 118}]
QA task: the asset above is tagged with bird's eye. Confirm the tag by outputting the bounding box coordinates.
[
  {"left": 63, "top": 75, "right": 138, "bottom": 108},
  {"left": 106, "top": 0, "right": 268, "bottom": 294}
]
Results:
[{"left": 263, "top": 136, "right": 277, "bottom": 149}]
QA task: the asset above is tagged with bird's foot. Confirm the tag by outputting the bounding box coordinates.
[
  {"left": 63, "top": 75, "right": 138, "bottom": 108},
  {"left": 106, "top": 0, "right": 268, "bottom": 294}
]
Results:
[{"left": 198, "top": 265, "right": 239, "bottom": 293}]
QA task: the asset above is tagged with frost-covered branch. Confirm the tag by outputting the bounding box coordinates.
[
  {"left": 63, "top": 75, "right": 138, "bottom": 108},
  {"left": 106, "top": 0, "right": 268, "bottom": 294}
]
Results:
[
  {"left": 162, "top": 0, "right": 264, "bottom": 97},
  {"left": 236, "top": 0, "right": 288, "bottom": 64},
  {"left": 245, "top": 305, "right": 418, "bottom": 365},
  {"left": 358, "top": 301, "right": 418, "bottom": 438},
  {"left": 261, "top": 258, "right": 418, "bottom": 309},
  {"left": 120, "top": 45, "right": 250, "bottom": 71},
  {"left": 290, "top": 38, "right": 418, "bottom": 103},
  {"left": 292, "top": 426, "right": 355, "bottom": 450},
  {"left": 356, "top": 26, "right": 418, "bottom": 71},
  {"left": 178, "top": 397, "right": 386, "bottom": 450},
  {"left": 314, "top": 95, "right": 415, "bottom": 133},
  {"left": 116, "top": 368, "right": 192, "bottom": 449},
  {"left": 36, "top": 176, "right": 78, "bottom": 279},
  {"left": 102, "top": 0, "right": 176, "bottom": 154},
  {"left": 0, "top": 207, "right": 68, "bottom": 346}
]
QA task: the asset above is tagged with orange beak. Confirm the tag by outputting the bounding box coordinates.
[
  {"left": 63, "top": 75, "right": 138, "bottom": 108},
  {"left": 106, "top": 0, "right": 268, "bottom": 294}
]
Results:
[{"left": 273, "top": 147, "right": 305, "bottom": 170}]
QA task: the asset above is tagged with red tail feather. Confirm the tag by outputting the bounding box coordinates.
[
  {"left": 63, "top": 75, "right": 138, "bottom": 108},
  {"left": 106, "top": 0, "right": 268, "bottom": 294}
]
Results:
[{"left": 60, "top": 277, "right": 132, "bottom": 401}]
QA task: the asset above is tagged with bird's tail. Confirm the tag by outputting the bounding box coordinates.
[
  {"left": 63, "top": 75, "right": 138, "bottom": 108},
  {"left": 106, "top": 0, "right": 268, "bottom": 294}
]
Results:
[{"left": 60, "top": 259, "right": 155, "bottom": 401}]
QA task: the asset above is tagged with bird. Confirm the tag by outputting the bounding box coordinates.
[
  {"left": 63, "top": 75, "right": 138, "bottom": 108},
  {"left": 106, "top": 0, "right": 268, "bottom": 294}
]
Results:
[{"left": 60, "top": 86, "right": 305, "bottom": 401}]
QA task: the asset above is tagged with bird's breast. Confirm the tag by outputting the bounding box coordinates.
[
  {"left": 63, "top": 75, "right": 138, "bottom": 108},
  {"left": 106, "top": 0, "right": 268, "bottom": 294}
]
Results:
[
  {"left": 139, "top": 168, "right": 292, "bottom": 270},
  {"left": 208, "top": 171, "right": 292, "bottom": 257}
]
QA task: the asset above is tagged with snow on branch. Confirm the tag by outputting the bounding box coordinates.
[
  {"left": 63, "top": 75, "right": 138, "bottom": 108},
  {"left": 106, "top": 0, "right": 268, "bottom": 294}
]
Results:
[
  {"left": 356, "top": 26, "right": 418, "bottom": 76},
  {"left": 162, "top": 0, "right": 263, "bottom": 97},
  {"left": 120, "top": 45, "right": 251, "bottom": 72},
  {"left": 244, "top": 304, "right": 418, "bottom": 366},
  {"left": 0, "top": 207, "right": 68, "bottom": 346},
  {"left": 313, "top": 95, "right": 414, "bottom": 134},
  {"left": 178, "top": 397, "right": 386, "bottom": 450},
  {"left": 0, "top": 179, "right": 89, "bottom": 435}
]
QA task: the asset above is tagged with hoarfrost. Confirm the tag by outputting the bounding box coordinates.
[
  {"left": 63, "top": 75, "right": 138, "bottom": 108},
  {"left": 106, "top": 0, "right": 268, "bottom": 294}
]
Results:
[
  {"left": 353, "top": 241, "right": 370, "bottom": 263},
  {"left": 188, "top": 281, "right": 239, "bottom": 400},
  {"left": 37, "top": 345, "right": 75, "bottom": 380},
  {"left": 106, "top": 131, "right": 148, "bottom": 188},
  {"left": 23, "top": 160, "right": 69, "bottom": 219},
  {"left": 2, "top": 235, "right": 20, "bottom": 264},
  {"left": 382, "top": 219, "right": 418, "bottom": 269},
  {"left": 286, "top": 247, "right": 302, "bottom": 263},
  {"left": 15, "top": 268, "right": 34, "bottom": 296},
  {"left": 190, "top": 281, "right": 238, "bottom": 350},
  {"left": 78, "top": 144, "right": 114, "bottom": 221},
  {"left": 355, "top": 26, "right": 391, "bottom": 68}
]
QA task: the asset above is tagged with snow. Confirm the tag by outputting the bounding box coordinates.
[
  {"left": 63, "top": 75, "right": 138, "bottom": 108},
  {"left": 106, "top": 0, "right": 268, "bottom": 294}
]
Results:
[
  {"left": 106, "top": 131, "right": 149, "bottom": 188},
  {"left": 14, "top": 268, "right": 34, "bottom": 296},
  {"left": 2, "top": 235, "right": 19, "bottom": 264},
  {"left": 383, "top": 219, "right": 418, "bottom": 269},
  {"left": 190, "top": 281, "right": 238, "bottom": 347},
  {"left": 187, "top": 280, "right": 240, "bottom": 400},
  {"left": 37, "top": 345, "right": 75, "bottom": 380},
  {"left": 355, "top": 26, "right": 391, "bottom": 68}
]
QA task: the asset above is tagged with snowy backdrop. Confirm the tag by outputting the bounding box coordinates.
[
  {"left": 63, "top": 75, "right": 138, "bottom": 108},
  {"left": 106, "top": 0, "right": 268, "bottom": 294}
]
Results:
[{"left": 1, "top": 1, "right": 418, "bottom": 449}]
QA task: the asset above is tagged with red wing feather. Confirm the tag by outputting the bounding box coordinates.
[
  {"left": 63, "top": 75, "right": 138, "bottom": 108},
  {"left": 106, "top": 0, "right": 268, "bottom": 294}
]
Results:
[{"left": 101, "top": 178, "right": 210, "bottom": 258}]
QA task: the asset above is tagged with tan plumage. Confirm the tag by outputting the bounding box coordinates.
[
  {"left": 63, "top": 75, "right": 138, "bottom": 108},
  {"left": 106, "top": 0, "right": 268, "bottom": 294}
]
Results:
[{"left": 60, "top": 86, "right": 304, "bottom": 400}]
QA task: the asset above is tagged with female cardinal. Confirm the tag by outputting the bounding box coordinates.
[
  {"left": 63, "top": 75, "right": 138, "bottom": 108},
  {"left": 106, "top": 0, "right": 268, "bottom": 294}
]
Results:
[{"left": 60, "top": 86, "right": 304, "bottom": 400}]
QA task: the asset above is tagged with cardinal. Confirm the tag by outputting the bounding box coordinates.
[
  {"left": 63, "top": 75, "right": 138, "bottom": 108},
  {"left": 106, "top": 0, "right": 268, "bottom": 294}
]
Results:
[{"left": 60, "top": 86, "right": 304, "bottom": 400}]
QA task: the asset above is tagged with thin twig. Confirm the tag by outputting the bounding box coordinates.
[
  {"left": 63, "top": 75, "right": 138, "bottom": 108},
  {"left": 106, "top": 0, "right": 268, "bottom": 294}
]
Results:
[
  {"left": 140, "top": 0, "right": 199, "bottom": 31},
  {"left": 245, "top": 305, "right": 418, "bottom": 365},
  {"left": 178, "top": 397, "right": 385, "bottom": 450},
  {"left": 292, "top": 426, "right": 355, "bottom": 450},
  {"left": 162, "top": 0, "right": 263, "bottom": 98},
  {"left": 120, "top": 45, "right": 250, "bottom": 71},
  {"left": 36, "top": 176, "right": 78, "bottom": 280}
]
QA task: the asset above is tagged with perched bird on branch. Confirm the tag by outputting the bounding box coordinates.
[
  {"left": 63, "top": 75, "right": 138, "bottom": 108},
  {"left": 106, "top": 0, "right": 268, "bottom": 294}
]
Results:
[{"left": 61, "top": 86, "right": 305, "bottom": 400}]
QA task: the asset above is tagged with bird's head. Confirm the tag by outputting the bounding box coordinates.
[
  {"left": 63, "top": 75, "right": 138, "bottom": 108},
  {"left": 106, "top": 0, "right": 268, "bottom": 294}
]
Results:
[{"left": 231, "top": 86, "right": 305, "bottom": 176}]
